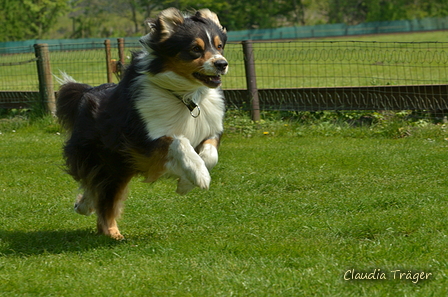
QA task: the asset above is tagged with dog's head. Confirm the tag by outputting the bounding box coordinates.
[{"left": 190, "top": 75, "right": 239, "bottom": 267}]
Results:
[{"left": 140, "top": 8, "right": 228, "bottom": 88}]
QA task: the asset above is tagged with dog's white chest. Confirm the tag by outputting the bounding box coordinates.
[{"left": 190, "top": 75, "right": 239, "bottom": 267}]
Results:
[{"left": 135, "top": 84, "right": 225, "bottom": 147}]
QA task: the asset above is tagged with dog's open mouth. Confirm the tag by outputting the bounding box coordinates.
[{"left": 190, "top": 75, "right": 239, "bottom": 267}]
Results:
[{"left": 193, "top": 72, "right": 222, "bottom": 88}]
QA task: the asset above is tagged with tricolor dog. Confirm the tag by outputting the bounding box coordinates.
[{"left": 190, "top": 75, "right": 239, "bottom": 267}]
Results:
[{"left": 56, "top": 8, "right": 228, "bottom": 240}]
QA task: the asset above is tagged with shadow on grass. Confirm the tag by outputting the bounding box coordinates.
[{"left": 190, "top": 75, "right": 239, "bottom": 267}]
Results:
[{"left": 0, "top": 229, "right": 122, "bottom": 256}]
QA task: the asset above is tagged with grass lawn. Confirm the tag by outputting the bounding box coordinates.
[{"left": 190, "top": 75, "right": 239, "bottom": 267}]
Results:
[{"left": 1, "top": 116, "right": 448, "bottom": 296}]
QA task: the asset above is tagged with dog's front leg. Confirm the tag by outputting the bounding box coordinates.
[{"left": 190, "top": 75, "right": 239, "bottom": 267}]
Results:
[
  {"left": 173, "top": 136, "right": 221, "bottom": 195},
  {"left": 196, "top": 136, "right": 220, "bottom": 171},
  {"left": 165, "top": 136, "right": 211, "bottom": 195}
]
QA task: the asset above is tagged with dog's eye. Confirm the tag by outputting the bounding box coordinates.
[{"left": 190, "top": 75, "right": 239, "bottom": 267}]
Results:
[
  {"left": 191, "top": 46, "right": 202, "bottom": 53},
  {"left": 217, "top": 44, "right": 223, "bottom": 50}
]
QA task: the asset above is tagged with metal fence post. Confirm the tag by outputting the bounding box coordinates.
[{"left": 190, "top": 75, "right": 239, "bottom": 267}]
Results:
[
  {"left": 34, "top": 43, "right": 56, "bottom": 115},
  {"left": 104, "top": 39, "right": 113, "bottom": 83},
  {"left": 242, "top": 40, "right": 260, "bottom": 122}
]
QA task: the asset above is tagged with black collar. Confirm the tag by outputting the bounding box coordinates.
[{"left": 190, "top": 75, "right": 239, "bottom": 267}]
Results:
[{"left": 170, "top": 91, "right": 201, "bottom": 118}]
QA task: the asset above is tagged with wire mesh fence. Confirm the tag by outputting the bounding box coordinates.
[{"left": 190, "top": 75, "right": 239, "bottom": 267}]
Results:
[
  {"left": 0, "top": 39, "right": 447, "bottom": 114},
  {"left": 245, "top": 41, "right": 448, "bottom": 88},
  {"left": 50, "top": 42, "right": 122, "bottom": 86},
  {"left": 0, "top": 46, "right": 39, "bottom": 91},
  {"left": 224, "top": 40, "right": 448, "bottom": 115}
]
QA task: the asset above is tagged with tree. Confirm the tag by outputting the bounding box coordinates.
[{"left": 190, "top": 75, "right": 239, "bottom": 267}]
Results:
[
  {"left": 209, "top": 0, "right": 284, "bottom": 30},
  {"left": 326, "top": 0, "right": 369, "bottom": 24},
  {"left": 325, "top": 0, "right": 448, "bottom": 25},
  {"left": 406, "top": 0, "right": 448, "bottom": 19},
  {"left": 0, "top": 0, "right": 27, "bottom": 41},
  {"left": 25, "top": 0, "right": 69, "bottom": 38},
  {"left": 163, "top": 0, "right": 284, "bottom": 30},
  {"left": 289, "top": 0, "right": 306, "bottom": 26},
  {"left": 4, "top": 0, "right": 447, "bottom": 41},
  {"left": 117, "top": 0, "right": 163, "bottom": 34},
  {"left": 68, "top": 0, "right": 165, "bottom": 38},
  {"left": 0, "top": 0, "right": 68, "bottom": 41}
]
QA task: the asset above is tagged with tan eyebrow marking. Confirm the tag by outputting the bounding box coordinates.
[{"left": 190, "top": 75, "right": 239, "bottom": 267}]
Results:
[
  {"left": 214, "top": 36, "right": 223, "bottom": 49},
  {"left": 195, "top": 38, "right": 205, "bottom": 50}
]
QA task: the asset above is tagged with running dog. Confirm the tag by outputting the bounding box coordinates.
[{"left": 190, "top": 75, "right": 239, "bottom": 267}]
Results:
[{"left": 56, "top": 8, "right": 228, "bottom": 240}]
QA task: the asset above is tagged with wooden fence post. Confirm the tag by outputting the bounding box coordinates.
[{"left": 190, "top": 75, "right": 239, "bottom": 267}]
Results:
[
  {"left": 117, "top": 38, "right": 125, "bottom": 65},
  {"left": 117, "top": 38, "right": 126, "bottom": 79},
  {"left": 104, "top": 39, "right": 113, "bottom": 83},
  {"left": 242, "top": 40, "right": 260, "bottom": 122},
  {"left": 34, "top": 43, "right": 56, "bottom": 114}
]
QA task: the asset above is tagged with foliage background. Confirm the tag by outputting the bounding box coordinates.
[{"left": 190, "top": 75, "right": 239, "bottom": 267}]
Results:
[{"left": 1, "top": 0, "right": 448, "bottom": 41}]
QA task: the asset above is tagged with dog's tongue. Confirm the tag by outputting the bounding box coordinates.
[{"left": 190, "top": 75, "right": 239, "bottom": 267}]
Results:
[
  {"left": 207, "top": 76, "right": 221, "bottom": 87},
  {"left": 210, "top": 76, "right": 221, "bottom": 83},
  {"left": 194, "top": 72, "right": 222, "bottom": 87}
]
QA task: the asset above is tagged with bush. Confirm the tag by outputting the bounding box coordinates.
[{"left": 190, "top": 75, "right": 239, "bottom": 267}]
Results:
[{"left": 224, "top": 109, "right": 448, "bottom": 139}]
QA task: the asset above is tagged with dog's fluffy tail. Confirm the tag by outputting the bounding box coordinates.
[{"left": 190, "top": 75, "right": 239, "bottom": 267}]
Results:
[
  {"left": 56, "top": 80, "right": 92, "bottom": 133},
  {"left": 54, "top": 71, "right": 77, "bottom": 86}
]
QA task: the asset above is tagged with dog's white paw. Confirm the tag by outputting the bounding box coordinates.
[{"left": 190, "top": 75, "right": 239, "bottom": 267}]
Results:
[
  {"left": 174, "top": 153, "right": 211, "bottom": 190},
  {"left": 187, "top": 161, "right": 211, "bottom": 189},
  {"left": 167, "top": 136, "right": 211, "bottom": 190},
  {"left": 198, "top": 143, "right": 219, "bottom": 170}
]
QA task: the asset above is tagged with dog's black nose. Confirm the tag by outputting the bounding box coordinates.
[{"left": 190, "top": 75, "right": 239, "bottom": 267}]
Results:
[{"left": 214, "top": 60, "right": 228, "bottom": 71}]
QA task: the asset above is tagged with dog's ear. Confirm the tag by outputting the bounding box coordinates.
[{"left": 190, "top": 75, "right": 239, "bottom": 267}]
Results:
[
  {"left": 141, "top": 7, "right": 184, "bottom": 42},
  {"left": 157, "top": 8, "right": 185, "bottom": 40},
  {"left": 196, "top": 9, "right": 227, "bottom": 33},
  {"left": 140, "top": 8, "right": 184, "bottom": 50}
]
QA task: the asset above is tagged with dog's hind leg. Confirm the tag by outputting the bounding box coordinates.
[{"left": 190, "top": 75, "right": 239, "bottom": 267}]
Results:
[
  {"left": 176, "top": 178, "right": 196, "bottom": 195},
  {"left": 74, "top": 188, "right": 95, "bottom": 216},
  {"left": 95, "top": 175, "right": 132, "bottom": 240}
]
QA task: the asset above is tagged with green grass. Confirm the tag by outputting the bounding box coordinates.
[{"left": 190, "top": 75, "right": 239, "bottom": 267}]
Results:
[{"left": 1, "top": 114, "right": 448, "bottom": 295}]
